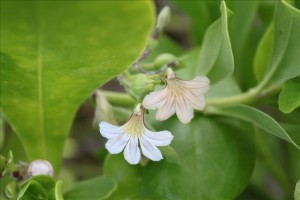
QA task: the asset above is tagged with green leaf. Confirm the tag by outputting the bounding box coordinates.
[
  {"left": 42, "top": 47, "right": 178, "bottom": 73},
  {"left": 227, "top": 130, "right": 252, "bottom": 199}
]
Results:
[
  {"left": 103, "top": 117, "right": 254, "bottom": 199},
  {"left": 103, "top": 155, "right": 141, "bottom": 200},
  {"left": 253, "top": 24, "right": 274, "bottom": 81},
  {"left": 210, "top": 105, "right": 300, "bottom": 149},
  {"left": 263, "top": 0, "right": 300, "bottom": 86},
  {"left": 0, "top": 1, "right": 154, "bottom": 170},
  {"left": 296, "top": 180, "right": 300, "bottom": 200},
  {"left": 194, "top": 1, "right": 234, "bottom": 84},
  {"left": 278, "top": 76, "right": 300, "bottom": 113},
  {"left": 49, "top": 180, "right": 64, "bottom": 200},
  {"left": 18, "top": 180, "right": 47, "bottom": 200},
  {"left": 23, "top": 175, "right": 55, "bottom": 193},
  {"left": 143, "top": 117, "right": 255, "bottom": 199},
  {"left": 64, "top": 176, "right": 117, "bottom": 200}
]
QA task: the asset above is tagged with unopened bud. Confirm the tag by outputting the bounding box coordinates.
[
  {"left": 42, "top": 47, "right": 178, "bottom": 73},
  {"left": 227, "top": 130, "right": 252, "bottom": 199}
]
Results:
[
  {"left": 157, "top": 6, "right": 171, "bottom": 32},
  {"left": 154, "top": 53, "right": 177, "bottom": 68},
  {"left": 28, "top": 160, "right": 54, "bottom": 177},
  {"left": 130, "top": 74, "right": 157, "bottom": 97}
]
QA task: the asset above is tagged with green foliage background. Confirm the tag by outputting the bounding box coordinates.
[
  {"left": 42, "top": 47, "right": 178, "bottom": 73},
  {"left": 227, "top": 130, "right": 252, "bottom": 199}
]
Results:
[{"left": 1, "top": 0, "right": 300, "bottom": 199}]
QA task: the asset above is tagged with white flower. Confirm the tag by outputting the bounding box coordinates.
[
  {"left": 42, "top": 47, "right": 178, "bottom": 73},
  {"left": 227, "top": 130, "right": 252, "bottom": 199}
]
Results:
[
  {"left": 99, "top": 104, "right": 173, "bottom": 165},
  {"left": 142, "top": 68, "right": 210, "bottom": 124}
]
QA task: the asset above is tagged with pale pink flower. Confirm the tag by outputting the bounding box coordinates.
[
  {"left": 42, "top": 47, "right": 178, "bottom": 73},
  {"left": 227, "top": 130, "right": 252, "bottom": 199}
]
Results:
[
  {"left": 142, "top": 69, "right": 210, "bottom": 124},
  {"left": 99, "top": 104, "right": 173, "bottom": 165}
]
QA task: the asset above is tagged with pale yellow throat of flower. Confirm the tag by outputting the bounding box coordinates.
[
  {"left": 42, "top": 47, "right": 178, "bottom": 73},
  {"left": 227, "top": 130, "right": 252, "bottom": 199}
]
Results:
[
  {"left": 123, "top": 111, "right": 145, "bottom": 137},
  {"left": 166, "top": 77, "right": 184, "bottom": 97}
]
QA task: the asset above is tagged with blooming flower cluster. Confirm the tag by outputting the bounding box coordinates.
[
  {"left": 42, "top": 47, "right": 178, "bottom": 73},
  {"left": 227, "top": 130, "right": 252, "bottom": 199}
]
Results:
[{"left": 99, "top": 68, "right": 210, "bottom": 165}]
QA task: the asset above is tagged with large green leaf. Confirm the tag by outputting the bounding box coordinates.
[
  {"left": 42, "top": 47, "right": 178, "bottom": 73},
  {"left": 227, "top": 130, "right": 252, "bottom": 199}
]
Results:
[
  {"left": 263, "top": 0, "right": 300, "bottom": 86},
  {"left": 210, "top": 105, "right": 300, "bottom": 149},
  {"left": 0, "top": 1, "right": 154, "bottom": 170},
  {"left": 278, "top": 76, "right": 300, "bottom": 113},
  {"left": 104, "top": 117, "right": 255, "bottom": 199},
  {"left": 63, "top": 176, "right": 117, "bottom": 200},
  {"left": 144, "top": 117, "right": 255, "bottom": 199},
  {"left": 193, "top": 1, "right": 234, "bottom": 84}
]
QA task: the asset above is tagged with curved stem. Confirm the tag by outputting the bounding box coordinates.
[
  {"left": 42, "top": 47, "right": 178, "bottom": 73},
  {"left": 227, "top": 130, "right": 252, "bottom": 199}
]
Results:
[
  {"left": 207, "top": 88, "right": 259, "bottom": 106},
  {"left": 101, "top": 84, "right": 281, "bottom": 108},
  {"left": 207, "top": 84, "right": 281, "bottom": 107}
]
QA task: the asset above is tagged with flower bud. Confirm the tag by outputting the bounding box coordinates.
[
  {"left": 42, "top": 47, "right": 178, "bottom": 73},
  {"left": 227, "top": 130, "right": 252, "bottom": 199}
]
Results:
[
  {"left": 156, "top": 6, "right": 171, "bottom": 32},
  {"left": 130, "top": 74, "right": 157, "bottom": 97},
  {"left": 154, "top": 53, "right": 177, "bottom": 68},
  {"left": 27, "top": 160, "right": 54, "bottom": 177}
]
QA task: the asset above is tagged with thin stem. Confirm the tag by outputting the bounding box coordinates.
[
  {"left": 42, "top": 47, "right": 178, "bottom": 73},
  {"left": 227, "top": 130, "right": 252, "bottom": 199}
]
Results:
[
  {"left": 101, "top": 90, "right": 135, "bottom": 107},
  {"left": 207, "top": 84, "right": 281, "bottom": 107},
  {"left": 207, "top": 88, "right": 258, "bottom": 106}
]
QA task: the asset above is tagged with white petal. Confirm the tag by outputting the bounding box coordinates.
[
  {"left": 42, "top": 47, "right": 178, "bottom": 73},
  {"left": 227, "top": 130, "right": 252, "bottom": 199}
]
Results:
[
  {"left": 182, "top": 90, "right": 206, "bottom": 110},
  {"left": 124, "top": 136, "right": 141, "bottom": 165},
  {"left": 105, "top": 133, "right": 130, "bottom": 154},
  {"left": 155, "top": 94, "right": 176, "bottom": 121},
  {"left": 144, "top": 129, "right": 173, "bottom": 146},
  {"left": 181, "top": 76, "right": 210, "bottom": 93},
  {"left": 139, "top": 136, "right": 163, "bottom": 161},
  {"left": 99, "top": 122, "right": 123, "bottom": 139},
  {"left": 175, "top": 95, "right": 194, "bottom": 124},
  {"left": 142, "top": 88, "right": 168, "bottom": 109}
]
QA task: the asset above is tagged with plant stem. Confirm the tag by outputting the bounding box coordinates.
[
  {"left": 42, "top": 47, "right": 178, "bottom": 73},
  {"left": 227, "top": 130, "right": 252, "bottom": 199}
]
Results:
[
  {"left": 207, "top": 88, "right": 259, "bottom": 106},
  {"left": 101, "top": 84, "right": 281, "bottom": 108},
  {"left": 100, "top": 90, "right": 135, "bottom": 107},
  {"left": 207, "top": 84, "right": 281, "bottom": 107}
]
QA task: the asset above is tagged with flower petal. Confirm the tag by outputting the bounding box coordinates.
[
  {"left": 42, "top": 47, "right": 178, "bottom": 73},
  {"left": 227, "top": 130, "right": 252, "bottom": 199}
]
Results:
[
  {"left": 155, "top": 93, "right": 175, "bottom": 121},
  {"left": 175, "top": 94, "right": 194, "bottom": 124},
  {"left": 124, "top": 136, "right": 141, "bottom": 165},
  {"left": 105, "top": 133, "right": 130, "bottom": 154},
  {"left": 182, "top": 90, "right": 206, "bottom": 110},
  {"left": 142, "top": 88, "right": 168, "bottom": 109},
  {"left": 99, "top": 122, "right": 123, "bottom": 139},
  {"left": 181, "top": 76, "right": 210, "bottom": 93},
  {"left": 144, "top": 129, "right": 173, "bottom": 146},
  {"left": 139, "top": 136, "right": 163, "bottom": 161}
]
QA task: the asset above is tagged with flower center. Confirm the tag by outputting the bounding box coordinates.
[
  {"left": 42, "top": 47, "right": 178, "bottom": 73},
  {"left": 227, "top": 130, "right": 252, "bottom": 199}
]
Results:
[
  {"left": 166, "top": 78, "right": 184, "bottom": 96},
  {"left": 123, "top": 113, "right": 144, "bottom": 136}
]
